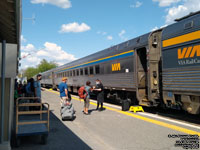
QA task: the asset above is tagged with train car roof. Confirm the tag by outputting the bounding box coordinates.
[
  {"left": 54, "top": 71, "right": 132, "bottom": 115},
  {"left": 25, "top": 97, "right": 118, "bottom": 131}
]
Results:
[
  {"left": 40, "top": 68, "right": 55, "bottom": 75},
  {"left": 162, "top": 11, "right": 200, "bottom": 42},
  {"left": 54, "top": 32, "right": 150, "bottom": 73}
]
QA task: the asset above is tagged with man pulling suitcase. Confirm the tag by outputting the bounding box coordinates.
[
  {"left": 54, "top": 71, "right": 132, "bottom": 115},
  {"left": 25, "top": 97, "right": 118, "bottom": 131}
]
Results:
[{"left": 58, "top": 77, "right": 75, "bottom": 120}]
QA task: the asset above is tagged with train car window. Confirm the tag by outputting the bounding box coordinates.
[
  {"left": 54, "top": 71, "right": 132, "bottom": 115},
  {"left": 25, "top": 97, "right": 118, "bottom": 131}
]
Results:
[
  {"left": 184, "top": 21, "right": 193, "bottom": 30},
  {"left": 76, "top": 69, "right": 79, "bottom": 76},
  {"left": 95, "top": 65, "right": 100, "bottom": 74},
  {"left": 73, "top": 70, "right": 76, "bottom": 76},
  {"left": 85, "top": 67, "right": 88, "bottom": 75},
  {"left": 90, "top": 66, "right": 94, "bottom": 75},
  {"left": 70, "top": 71, "right": 72, "bottom": 76},
  {"left": 80, "top": 69, "right": 83, "bottom": 75},
  {"left": 67, "top": 71, "right": 69, "bottom": 77}
]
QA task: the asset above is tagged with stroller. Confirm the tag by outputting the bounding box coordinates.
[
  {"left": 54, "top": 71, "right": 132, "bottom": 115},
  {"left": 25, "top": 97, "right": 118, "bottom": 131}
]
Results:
[{"left": 60, "top": 101, "right": 75, "bottom": 121}]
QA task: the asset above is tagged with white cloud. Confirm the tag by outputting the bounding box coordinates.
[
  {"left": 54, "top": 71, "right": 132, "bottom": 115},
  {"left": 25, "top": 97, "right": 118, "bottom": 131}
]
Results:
[
  {"left": 21, "top": 52, "right": 29, "bottom": 59},
  {"left": 21, "top": 35, "right": 27, "bottom": 43},
  {"left": 130, "top": 1, "right": 143, "bottom": 8},
  {"left": 26, "top": 56, "right": 41, "bottom": 64},
  {"left": 151, "top": 24, "right": 168, "bottom": 31},
  {"left": 153, "top": 0, "right": 181, "bottom": 7},
  {"left": 165, "top": 0, "right": 200, "bottom": 24},
  {"left": 31, "top": 0, "right": 71, "bottom": 9},
  {"left": 119, "top": 30, "right": 126, "bottom": 37},
  {"left": 97, "top": 31, "right": 113, "bottom": 40},
  {"left": 160, "top": 24, "right": 168, "bottom": 28},
  {"left": 20, "top": 42, "right": 76, "bottom": 69},
  {"left": 151, "top": 26, "right": 159, "bottom": 31},
  {"left": 118, "top": 30, "right": 128, "bottom": 41},
  {"left": 59, "top": 22, "right": 91, "bottom": 33},
  {"left": 41, "top": 42, "right": 76, "bottom": 62},
  {"left": 107, "top": 36, "right": 113, "bottom": 40},
  {"left": 21, "top": 44, "right": 35, "bottom": 52},
  {"left": 97, "top": 31, "right": 107, "bottom": 35}
]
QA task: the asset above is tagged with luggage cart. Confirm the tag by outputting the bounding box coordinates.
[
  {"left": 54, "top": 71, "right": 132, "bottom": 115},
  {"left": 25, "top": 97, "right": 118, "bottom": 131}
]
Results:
[{"left": 15, "top": 97, "right": 49, "bottom": 147}]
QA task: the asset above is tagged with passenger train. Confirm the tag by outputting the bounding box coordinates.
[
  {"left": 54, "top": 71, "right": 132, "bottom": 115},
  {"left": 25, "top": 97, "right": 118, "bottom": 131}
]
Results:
[{"left": 41, "top": 11, "right": 200, "bottom": 114}]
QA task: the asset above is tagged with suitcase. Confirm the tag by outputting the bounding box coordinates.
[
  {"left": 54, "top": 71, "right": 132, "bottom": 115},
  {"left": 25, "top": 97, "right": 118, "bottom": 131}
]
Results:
[
  {"left": 122, "top": 100, "right": 130, "bottom": 111},
  {"left": 60, "top": 102, "right": 75, "bottom": 120}
]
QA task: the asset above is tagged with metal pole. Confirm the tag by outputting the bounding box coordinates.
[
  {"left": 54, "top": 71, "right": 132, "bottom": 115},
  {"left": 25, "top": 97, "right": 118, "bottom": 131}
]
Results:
[{"left": 0, "top": 40, "right": 6, "bottom": 143}]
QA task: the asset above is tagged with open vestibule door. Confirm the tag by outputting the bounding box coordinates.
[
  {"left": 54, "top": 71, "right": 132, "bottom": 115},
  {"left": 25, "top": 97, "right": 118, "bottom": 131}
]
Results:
[{"left": 136, "top": 30, "right": 162, "bottom": 106}]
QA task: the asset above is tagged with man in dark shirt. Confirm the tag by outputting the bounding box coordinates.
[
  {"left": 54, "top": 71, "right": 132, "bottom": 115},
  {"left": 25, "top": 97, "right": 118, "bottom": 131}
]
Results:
[{"left": 93, "top": 79, "right": 104, "bottom": 111}]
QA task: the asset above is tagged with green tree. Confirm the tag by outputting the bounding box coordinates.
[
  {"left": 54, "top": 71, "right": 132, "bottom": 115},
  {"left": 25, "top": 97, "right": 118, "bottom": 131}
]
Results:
[
  {"left": 37, "top": 59, "right": 57, "bottom": 73},
  {"left": 23, "top": 59, "right": 57, "bottom": 79},
  {"left": 24, "top": 67, "right": 39, "bottom": 79}
]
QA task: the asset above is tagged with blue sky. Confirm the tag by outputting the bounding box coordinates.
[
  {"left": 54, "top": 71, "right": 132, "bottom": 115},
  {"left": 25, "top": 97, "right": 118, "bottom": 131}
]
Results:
[{"left": 20, "top": 0, "right": 200, "bottom": 69}]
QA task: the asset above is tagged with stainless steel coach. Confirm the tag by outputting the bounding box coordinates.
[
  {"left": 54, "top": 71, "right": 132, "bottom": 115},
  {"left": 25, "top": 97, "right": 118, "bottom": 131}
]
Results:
[{"left": 41, "top": 11, "right": 200, "bottom": 114}]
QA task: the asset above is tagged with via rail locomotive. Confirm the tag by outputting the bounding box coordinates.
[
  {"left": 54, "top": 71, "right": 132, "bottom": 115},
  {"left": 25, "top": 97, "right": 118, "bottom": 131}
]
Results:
[{"left": 41, "top": 11, "right": 200, "bottom": 114}]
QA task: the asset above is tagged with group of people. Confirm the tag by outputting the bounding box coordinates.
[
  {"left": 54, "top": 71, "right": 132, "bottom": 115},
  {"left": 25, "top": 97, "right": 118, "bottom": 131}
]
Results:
[
  {"left": 14, "top": 74, "right": 43, "bottom": 103},
  {"left": 58, "top": 77, "right": 104, "bottom": 115},
  {"left": 15, "top": 74, "right": 104, "bottom": 115}
]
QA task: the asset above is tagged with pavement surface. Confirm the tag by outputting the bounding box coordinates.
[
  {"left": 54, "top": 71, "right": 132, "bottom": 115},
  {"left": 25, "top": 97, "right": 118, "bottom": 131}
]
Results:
[{"left": 12, "top": 90, "right": 200, "bottom": 150}]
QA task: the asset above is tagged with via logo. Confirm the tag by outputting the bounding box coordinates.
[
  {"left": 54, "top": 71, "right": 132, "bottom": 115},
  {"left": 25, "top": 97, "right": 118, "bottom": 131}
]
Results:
[
  {"left": 112, "top": 63, "right": 121, "bottom": 71},
  {"left": 178, "top": 45, "right": 200, "bottom": 59}
]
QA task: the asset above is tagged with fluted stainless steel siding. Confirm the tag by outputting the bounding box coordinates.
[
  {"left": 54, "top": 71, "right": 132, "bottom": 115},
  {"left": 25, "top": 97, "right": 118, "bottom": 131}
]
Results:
[{"left": 162, "top": 67, "right": 200, "bottom": 93}]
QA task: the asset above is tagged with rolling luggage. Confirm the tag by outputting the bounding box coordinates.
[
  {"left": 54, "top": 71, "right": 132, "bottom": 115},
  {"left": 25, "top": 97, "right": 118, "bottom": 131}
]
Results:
[
  {"left": 60, "top": 102, "right": 75, "bottom": 121},
  {"left": 122, "top": 99, "right": 130, "bottom": 111}
]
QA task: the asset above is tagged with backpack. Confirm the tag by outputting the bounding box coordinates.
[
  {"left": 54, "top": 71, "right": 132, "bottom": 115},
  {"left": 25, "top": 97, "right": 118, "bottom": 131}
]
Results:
[{"left": 78, "top": 86, "right": 88, "bottom": 99}]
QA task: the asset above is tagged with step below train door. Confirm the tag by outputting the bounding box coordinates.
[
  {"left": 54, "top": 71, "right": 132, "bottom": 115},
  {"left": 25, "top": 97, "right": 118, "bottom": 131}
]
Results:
[
  {"left": 147, "top": 29, "right": 162, "bottom": 106},
  {"left": 136, "top": 47, "right": 148, "bottom": 106}
]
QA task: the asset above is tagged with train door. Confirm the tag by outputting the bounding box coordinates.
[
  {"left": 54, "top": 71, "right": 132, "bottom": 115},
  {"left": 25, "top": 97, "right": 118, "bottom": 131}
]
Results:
[
  {"left": 136, "top": 47, "right": 148, "bottom": 106},
  {"left": 147, "top": 30, "right": 162, "bottom": 106}
]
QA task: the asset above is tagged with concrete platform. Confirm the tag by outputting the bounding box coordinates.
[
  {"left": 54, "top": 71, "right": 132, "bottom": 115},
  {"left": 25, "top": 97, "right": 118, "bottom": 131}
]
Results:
[{"left": 12, "top": 90, "right": 200, "bottom": 150}]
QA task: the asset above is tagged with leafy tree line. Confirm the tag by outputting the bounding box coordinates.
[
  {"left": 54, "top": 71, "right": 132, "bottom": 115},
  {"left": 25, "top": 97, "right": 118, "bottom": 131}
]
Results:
[{"left": 22, "top": 59, "right": 58, "bottom": 79}]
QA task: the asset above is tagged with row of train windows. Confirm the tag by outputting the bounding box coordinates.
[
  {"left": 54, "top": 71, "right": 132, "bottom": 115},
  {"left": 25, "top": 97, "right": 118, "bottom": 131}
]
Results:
[{"left": 57, "top": 65, "right": 100, "bottom": 78}]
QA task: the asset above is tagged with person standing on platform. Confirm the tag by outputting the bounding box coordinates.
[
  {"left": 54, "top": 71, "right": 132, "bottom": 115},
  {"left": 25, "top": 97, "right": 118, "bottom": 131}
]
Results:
[
  {"left": 93, "top": 79, "right": 104, "bottom": 111},
  {"left": 83, "top": 81, "right": 93, "bottom": 115},
  {"left": 58, "top": 77, "right": 71, "bottom": 106},
  {"left": 26, "top": 78, "right": 35, "bottom": 97},
  {"left": 34, "top": 74, "right": 44, "bottom": 103}
]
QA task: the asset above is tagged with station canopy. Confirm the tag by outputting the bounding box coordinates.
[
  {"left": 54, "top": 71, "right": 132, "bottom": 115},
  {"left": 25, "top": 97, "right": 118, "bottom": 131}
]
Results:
[{"left": 0, "top": 0, "right": 21, "bottom": 44}]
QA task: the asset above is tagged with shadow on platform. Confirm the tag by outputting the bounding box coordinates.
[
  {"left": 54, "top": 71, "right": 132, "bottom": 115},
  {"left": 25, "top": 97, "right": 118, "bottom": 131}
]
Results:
[{"left": 12, "top": 110, "right": 92, "bottom": 150}]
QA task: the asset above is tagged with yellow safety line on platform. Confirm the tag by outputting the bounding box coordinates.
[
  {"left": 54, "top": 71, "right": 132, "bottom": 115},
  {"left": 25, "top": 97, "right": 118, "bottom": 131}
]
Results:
[{"left": 46, "top": 89, "right": 200, "bottom": 136}]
